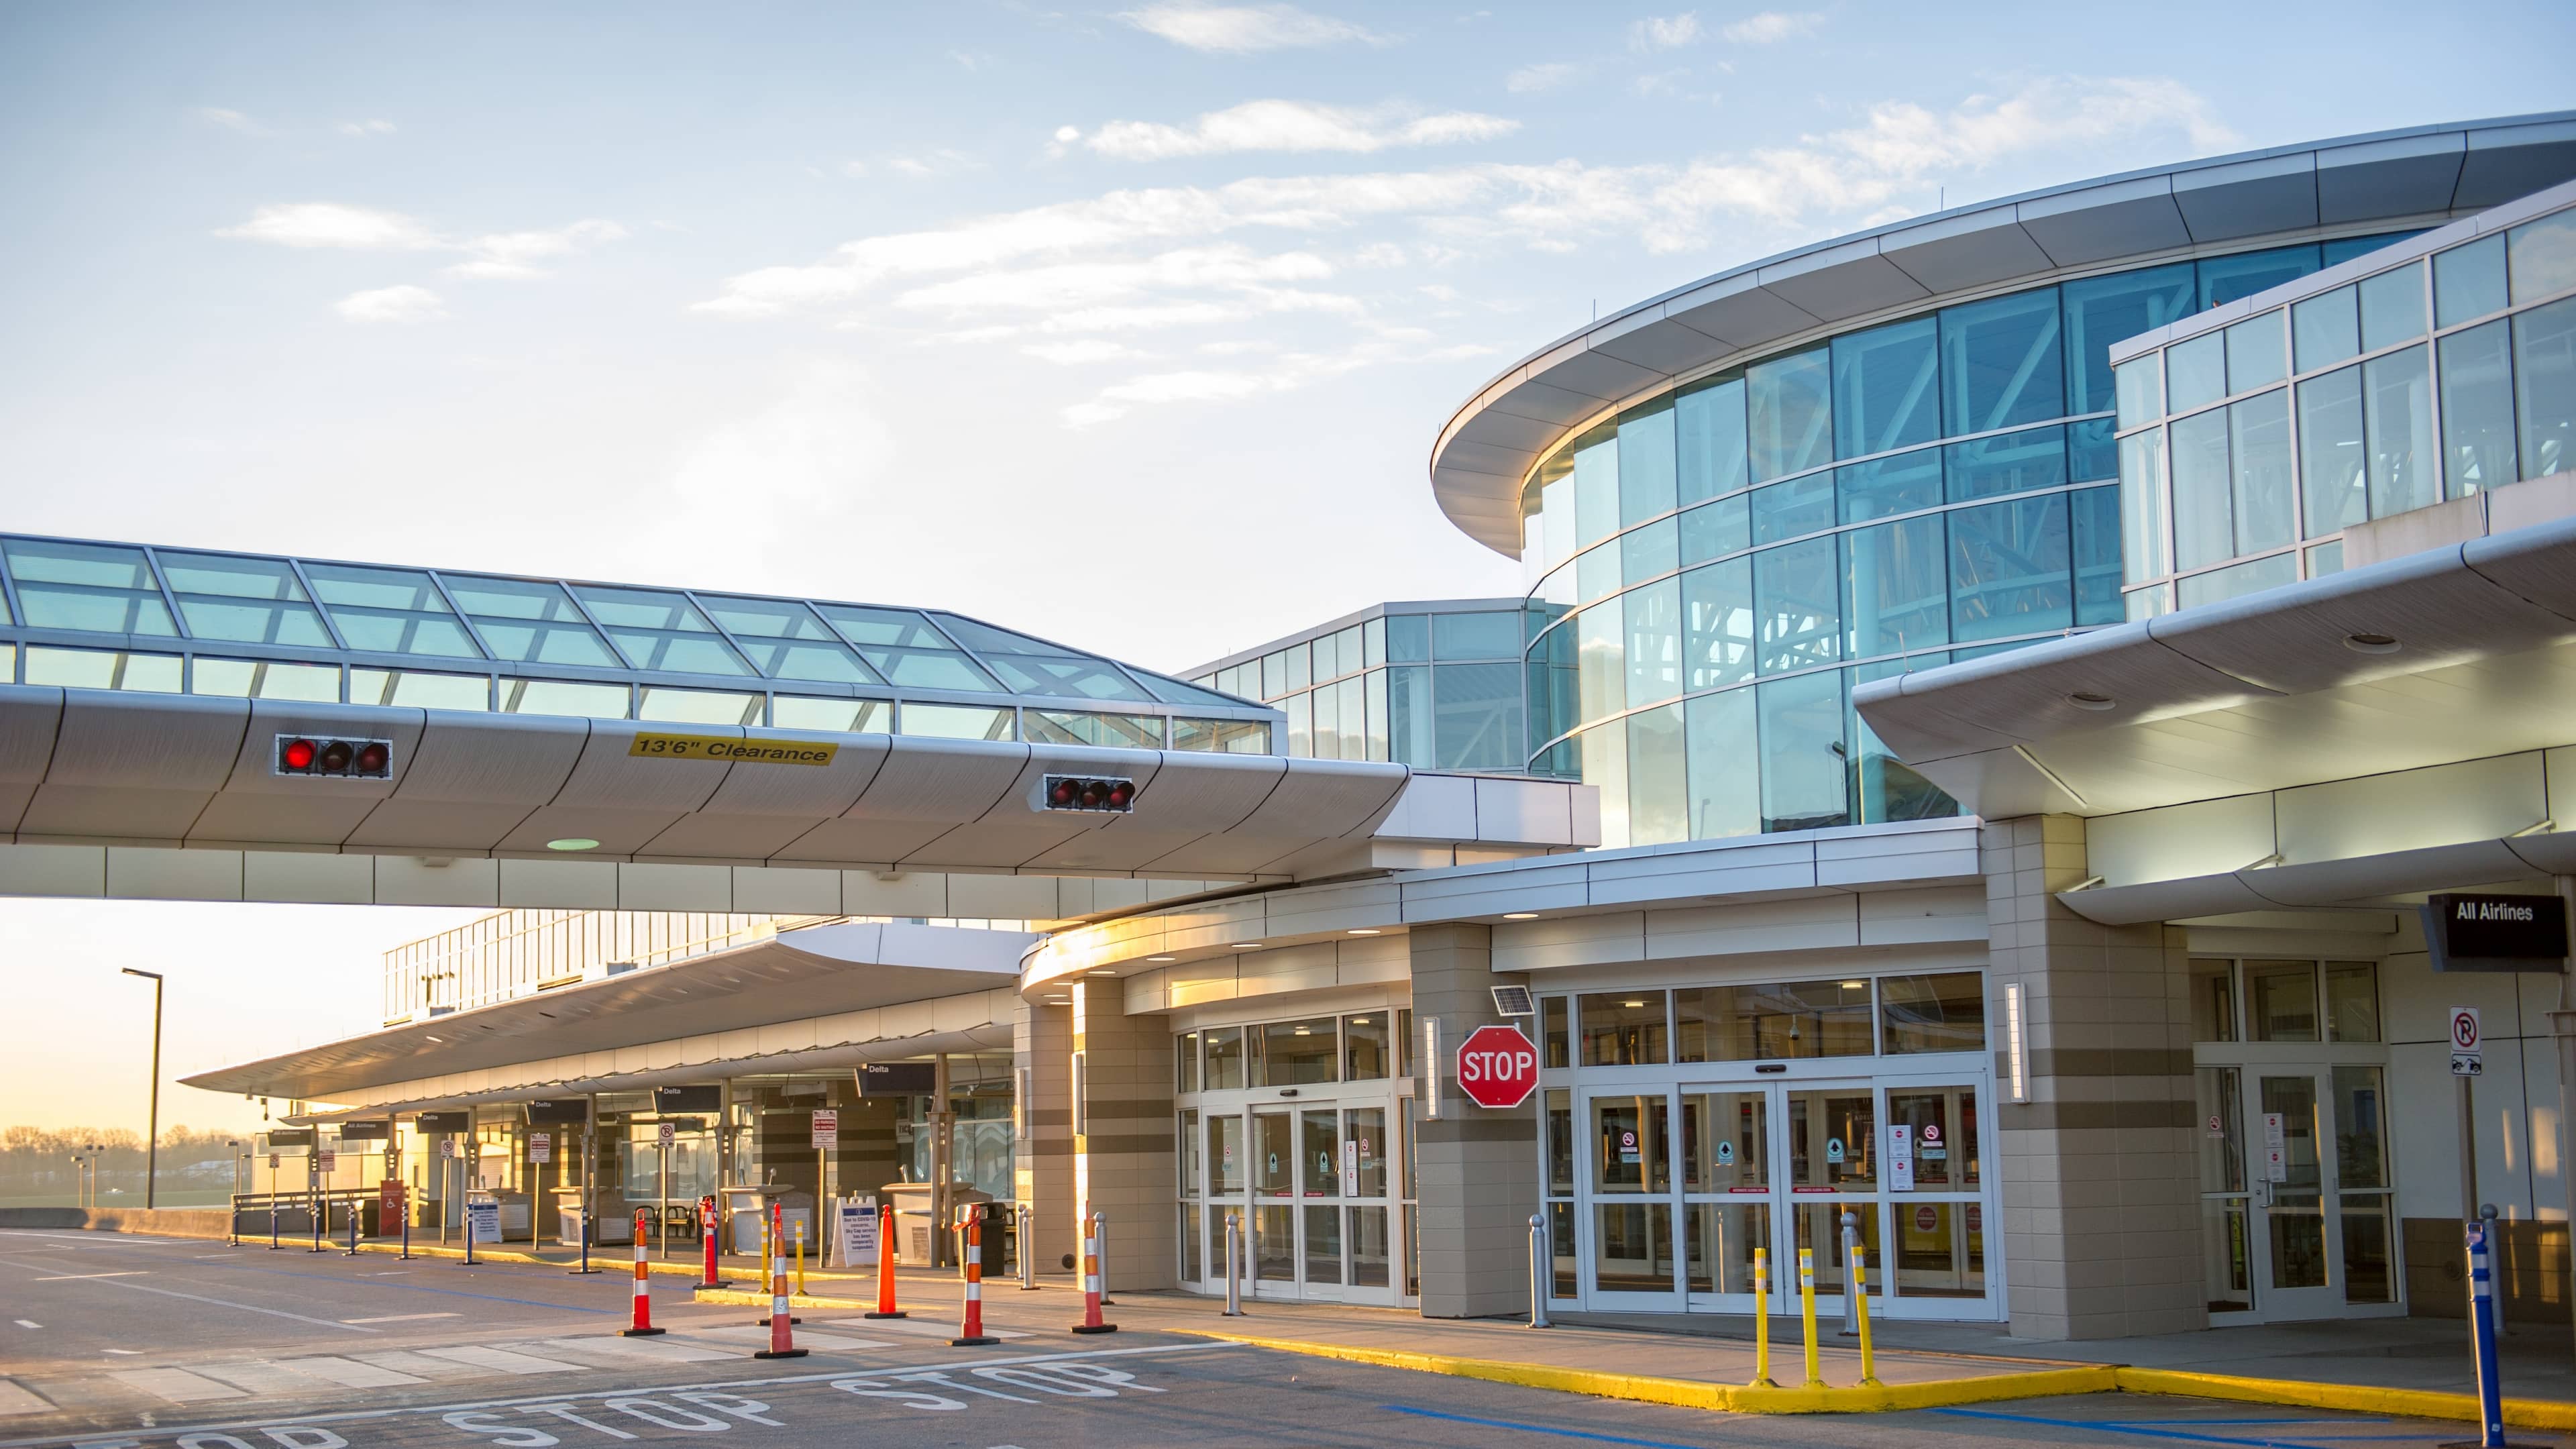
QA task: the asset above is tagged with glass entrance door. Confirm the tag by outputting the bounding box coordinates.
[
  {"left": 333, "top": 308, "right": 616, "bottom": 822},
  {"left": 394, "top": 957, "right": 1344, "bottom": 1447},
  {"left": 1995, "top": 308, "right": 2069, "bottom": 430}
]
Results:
[
  {"left": 2201, "top": 1065, "right": 2400, "bottom": 1323},
  {"left": 1582, "top": 1087, "right": 1680, "bottom": 1308}
]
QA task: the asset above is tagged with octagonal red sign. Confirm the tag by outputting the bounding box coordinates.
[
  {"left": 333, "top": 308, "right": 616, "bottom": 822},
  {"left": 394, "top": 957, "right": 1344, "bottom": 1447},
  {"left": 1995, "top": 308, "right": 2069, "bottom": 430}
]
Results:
[{"left": 1456, "top": 1024, "right": 1540, "bottom": 1109}]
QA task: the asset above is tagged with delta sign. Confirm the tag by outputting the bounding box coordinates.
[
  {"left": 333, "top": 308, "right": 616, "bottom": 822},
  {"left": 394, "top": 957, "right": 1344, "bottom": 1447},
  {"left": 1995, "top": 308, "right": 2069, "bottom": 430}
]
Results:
[{"left": 1456, "top": 1024, "right": 1540, "bottom": 1109}]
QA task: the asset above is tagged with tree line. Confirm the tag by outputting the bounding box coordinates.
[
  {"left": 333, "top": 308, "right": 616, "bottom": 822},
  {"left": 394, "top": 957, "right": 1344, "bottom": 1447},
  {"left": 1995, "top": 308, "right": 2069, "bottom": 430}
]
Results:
[{"left": 1, "top": 1125, "right": 261, "bottom": 1197}]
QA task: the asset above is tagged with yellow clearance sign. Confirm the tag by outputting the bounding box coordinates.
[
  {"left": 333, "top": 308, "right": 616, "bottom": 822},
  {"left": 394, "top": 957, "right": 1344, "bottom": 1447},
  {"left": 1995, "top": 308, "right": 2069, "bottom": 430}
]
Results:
[{"left": 627, "top": 733, "right": 839, "bottom": 767}]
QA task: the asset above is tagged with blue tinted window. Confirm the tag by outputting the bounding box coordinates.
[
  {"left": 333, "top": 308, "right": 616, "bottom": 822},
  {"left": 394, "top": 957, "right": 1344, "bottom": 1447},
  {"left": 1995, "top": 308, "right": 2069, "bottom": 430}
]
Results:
[
  {"left": 2231, "top": 390, "right": 2296, "bottom": 556},
  {"left": 2199, "top": 244, "right": 2320, "bottom": 311},
  {"left": 2436, "top": 235, "right": 2508, "bottom": 329},
  {"left": 2177, "top": 553, "right": 2298, "bottom": 609},
  {"left": 1681, "top": 558, "right": 1754, "bottom": 691},
  {"left": 2068, "top": 417, "right": 2118, "bottom": 482},
  {"left": 2514, "top": 297, "right": 2576, "bottom": 483},
  {"left": 1384, "top": 613, "right": 1430, "bottom": 663},
  {"left": 2359, "top": 264, "right": 2426, "bottom": 352},
  {"left": 1836, "top": 449, "right": 1941, "bottom": 524},
  {"left": 2224, "top": 315, "right": 2286, "bottom": 393},
  {"left": 1949, "top": 494, "right": 2071, "bottom": 642},
  {"left": 1747, "top": 347, "right": 1831, "bottom": 483},
  {"left": 3, "top": 539, "right": 178, "bottom": 635},
  {"left": 1754, "top": 537, "right": 1840, "bottom": 674},
  {"left": 1620, "top": 517, "right": 1678, "bottom": 586},
  {"left": 1387, "top": 664, "right": 1434, "bottom": 766},
  {"left": 2070, "top": 485, "right": 2124, "bottom": 627},
  {"left": 2169, "top": 409, "right": 2234, "bottom": 571},
  {"left": 2439, "top": 320, "right": 2517, "bottom": 497},
  {"left": 1750, "top": 472, "right": 1835, "bottom": 544},
  {"left": 1684, "top": 688, "right": 1758, "bottom": 839},
  {"left": 1677, "top": 495, "right": 1749, "bottom": 565},
  {"left": 2293, "top": 287, "right": 2359, "bottom": 374},
  {"left": 1841, "top": 515, "right": 1947, "bottom": 659},
  {"left": 1945, "top": 425, "right": 2066, "bottom": 502},
  {"left": 2510, "top": 212, "right": 2576, "bottom": 305},
  {"left": 1617, "top": 399, "right": 1678, "bottom": 527},
  {"left": 2364, "top": 345, "right": 2436, "bottom": 517},
  {"left": 1849, "top": 657, "right": 1957, "bottom": 824},
  {"left": 2297, "top": 366, "right": 2366, "bottom": 535},
  {"left": 1626, "top": 702, "right": 1688, "bottom": 846},
  {"left": 2166, "top": 332, "right": 2228, "bottom": 415},
  {"left": 1674, "top": 375, "right": 1749, "bottom": 504},
  {"left": 1831, "top": 317, "right": 1939, "bottom": 460},
  {"left": 2062, "top": 262, "right": 2195, "bottom": 415},
  {"left": 1624, "top": 578, "right": 1682, "bottom": 709},
  {"left": 1756, "top": 670, "right": 1848, "bottom": 833},
  {"left": 1432, "top": 611, "right": 1521, "bottom": 659},
  {"left": 1432, "top": 662, "right": 1521, "bottom": 771},
  {"left": 1572, "top": 421, "right": 1620, "bottom": 549},
  {"left": 1522, "top": 629, "right": 1574, "bottom": 757},
  {"left": 2322, "top": 231, "right": 2420, "bottom": 268},
  {"left": 1940, "top": 288, "right": 2063, "bottom": 435}
]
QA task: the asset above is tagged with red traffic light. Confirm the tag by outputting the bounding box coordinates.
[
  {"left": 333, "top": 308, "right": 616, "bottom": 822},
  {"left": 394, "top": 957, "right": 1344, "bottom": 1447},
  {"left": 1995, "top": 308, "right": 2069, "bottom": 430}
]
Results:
[
  {"left": 1037, "top": 774, "right": 1136, "bottom": 814},
  {"left": 274, "top": 734, "right": 394, "bottom": 780}
]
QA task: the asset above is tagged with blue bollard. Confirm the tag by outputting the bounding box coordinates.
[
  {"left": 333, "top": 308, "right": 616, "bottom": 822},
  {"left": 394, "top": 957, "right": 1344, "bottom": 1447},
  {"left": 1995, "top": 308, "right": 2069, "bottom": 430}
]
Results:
[{"left": 2467, "top": 1218, "right": 2505, "bottom": 1448}]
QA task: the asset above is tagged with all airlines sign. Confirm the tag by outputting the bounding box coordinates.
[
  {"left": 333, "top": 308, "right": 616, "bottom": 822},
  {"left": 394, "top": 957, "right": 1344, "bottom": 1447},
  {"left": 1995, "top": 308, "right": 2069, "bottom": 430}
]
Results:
[{"left": 1456, "top": 1024, "right": 1540, "bottom": 1109}]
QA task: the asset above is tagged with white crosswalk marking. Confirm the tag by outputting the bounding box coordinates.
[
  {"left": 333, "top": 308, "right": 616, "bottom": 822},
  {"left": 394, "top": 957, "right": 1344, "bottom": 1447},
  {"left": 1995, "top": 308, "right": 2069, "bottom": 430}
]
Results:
[
  {"left": 349, "top": 1350, "right": 496, "bottom": 1382},
  {"left": 279, "top": 1356, "right": 427, "bottom": 1389},
  {"left": 534, "top": 1336, "right": 736, "bottom": 1366},
  {"left": 0, "top": 1381, "right": 52, "bottom": 1417},
  {"left": 819, "top": 1316, "right": 1027, "bottom": 1340},
  {"left": 194, "top": 1361, "right": 320, "bottom": 1395},
  {"left": 108, "top": 1368, "right": 246, "bottom": 1403},
  {"left": 418, "top": 1344, "right": 583, "bottom": 1375},
  {"left": 672, "top": 1324, "right": 893, "bottom": 1351}
]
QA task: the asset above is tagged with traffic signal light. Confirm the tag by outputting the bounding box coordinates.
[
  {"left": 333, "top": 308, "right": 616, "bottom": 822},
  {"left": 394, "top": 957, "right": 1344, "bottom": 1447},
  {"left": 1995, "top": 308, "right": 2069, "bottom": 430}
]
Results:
[
  {"left": 274, "top": 734, "right": 393, "bottom": 779},
  {"left": 1039, "top": 774, "right": 1135, "bottom": 813}
]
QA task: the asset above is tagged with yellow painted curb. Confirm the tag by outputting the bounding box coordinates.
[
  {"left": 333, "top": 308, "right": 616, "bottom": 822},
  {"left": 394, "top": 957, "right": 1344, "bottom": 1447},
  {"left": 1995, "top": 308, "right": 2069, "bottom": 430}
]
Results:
[
  {"left": 350, "top": 1240, "right": 775, "bottom": 1283},
  {"left": 1171, "top": 1328, "right": 2118, "bottom": 1413},
  {"left": 2113, "top": 1368, "right": 2576, "bottom": 1432}
]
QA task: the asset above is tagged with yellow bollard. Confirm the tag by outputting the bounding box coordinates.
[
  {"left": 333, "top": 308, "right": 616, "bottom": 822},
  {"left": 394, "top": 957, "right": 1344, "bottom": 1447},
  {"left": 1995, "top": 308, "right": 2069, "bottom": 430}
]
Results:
[
  {"left": 1852, "top": 1252, "right": 1882, "bottom": 1387},
  {"left": 1797, "top": 1246, "right": 1823, "bottom": 1389},
  {"left": 794, "top": 1220, "right": 807, "bottom": 1296},
  {"left": 1748, "top": 1247, "right": 1776, "bottom": 1387}
]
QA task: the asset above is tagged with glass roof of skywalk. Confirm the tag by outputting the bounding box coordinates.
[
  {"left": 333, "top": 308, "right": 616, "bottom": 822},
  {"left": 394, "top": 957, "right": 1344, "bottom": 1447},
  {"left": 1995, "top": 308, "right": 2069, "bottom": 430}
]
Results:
[{"left": 0, "top": 535, "right": 1274, "bottom": 751}]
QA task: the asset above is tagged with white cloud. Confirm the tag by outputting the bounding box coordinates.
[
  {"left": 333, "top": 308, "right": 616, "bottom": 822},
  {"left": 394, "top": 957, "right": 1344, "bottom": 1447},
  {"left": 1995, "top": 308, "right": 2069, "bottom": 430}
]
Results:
[
  {"left": 1631, "top": 70, "right": 1688, "bottom": 97},
  {"left": 1022, "top": 339, "right": 1146, "bottom": 364},
  {"left": 1630, "top": 13, "right": 1702, "bottom": 51},
  {"left": 336, "top": 119, "right": 396, "bottom": 137},
  {"left": 1077, "top": 99, "right": 1517, "bottom": 160},
  {"left": 334, "top": 284, "right": 445, "bottom": 323},
  {"left": 219, "top": 205, "right": 625, "bottom": 280},
  {"left": 888, "top": 149, "right": 983, "bottom": 178},
  {"left": 1506, "top": 62, "right": 1579, "bottom": 93},
  {"left": 669, "top": 360, "right": 892, "bottom": 513},
  {"left": 218, "top": 203, "right": 443, "bottom": 251},
  {"left": 192, "top": 107, "right": 269, "bottom": 135},
  {"left": 1721, "top": 10, "right": 1821, "bottom": 43},
  {"left": 1114, "top": 2, "right": 1384, "bottom": 52}
]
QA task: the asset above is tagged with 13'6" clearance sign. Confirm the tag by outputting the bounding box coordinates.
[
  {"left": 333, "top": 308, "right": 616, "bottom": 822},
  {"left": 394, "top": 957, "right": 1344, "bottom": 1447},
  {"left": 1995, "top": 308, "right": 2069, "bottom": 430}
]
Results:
[{"left": 1456, "top": 1024, "right": 1540, "bottom": 1109}]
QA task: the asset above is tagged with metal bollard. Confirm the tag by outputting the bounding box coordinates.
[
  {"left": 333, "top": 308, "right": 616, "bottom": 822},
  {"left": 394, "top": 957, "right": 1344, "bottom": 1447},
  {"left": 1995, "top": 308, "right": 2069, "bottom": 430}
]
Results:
[
  {"left": 1527, "top": 1214, "right": 1550, "bottom": 1329},
  {"left": 346, "top": 1195, "right": 360, "bottom": 1256},
  {"left": 1748, "top": 1248, "right": 1776, "bottom": 1387},
  {"left": 1837, "top": 1210, "right": 1860, "bottom": 1337},
  {"left": 1093, "top": 1210, "right": 1114, "bottom": 1307},
  {"left": 2467, "top": 1218, "right": 2506, "bottom": 1448},
  {"left": 794, "top": 1220, "right": 806, "bottom": 1297},
  {"left": 269, "top": 1193, "right": 280, "bottom": 1250},
  {"left": 1018, "top": 1203, "right": 1038, "bottom": 1290},
  {"left": 1851, "top": 1250, "right": 1883, "bottom": 1387},
  {"left": 1222, "top": 1211, "right": 1244, "bottom": 1317},
  {"left": 399, "top": 1191, "right": 413, "bottom": 1262},
  {"left": 1797, "top": 1246, "right": 1823, "bottom": 1389},
  {"left": 310, "top": 1191, "right": 326, "bottom": 1253}
]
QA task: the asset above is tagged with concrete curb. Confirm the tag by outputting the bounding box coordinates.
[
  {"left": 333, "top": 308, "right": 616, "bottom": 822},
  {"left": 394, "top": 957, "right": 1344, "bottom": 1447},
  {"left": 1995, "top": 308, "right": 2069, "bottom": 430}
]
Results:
[
  {"left": 347, "top": 1240, "right": 771, "bottom": 1283},
  {"left": 689, "top": 1287, "right": 875, "bottom": 1311},
  {"left": 2110, "top": 1367, "right": 2576, "bottom": 1433}
]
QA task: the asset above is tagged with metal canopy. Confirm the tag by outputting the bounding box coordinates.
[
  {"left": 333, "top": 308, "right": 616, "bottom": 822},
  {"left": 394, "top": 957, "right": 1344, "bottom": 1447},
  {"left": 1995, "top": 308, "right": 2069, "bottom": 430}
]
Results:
[
  {"left": 1850, "top": 516, "right": 2576, "bottom": 822},
  {"left": 181, "top": 920, "right": 1030, "bottom": 1101},
  {"left": 1426, "top": 112, "right": 2576, "bottom": 557}
]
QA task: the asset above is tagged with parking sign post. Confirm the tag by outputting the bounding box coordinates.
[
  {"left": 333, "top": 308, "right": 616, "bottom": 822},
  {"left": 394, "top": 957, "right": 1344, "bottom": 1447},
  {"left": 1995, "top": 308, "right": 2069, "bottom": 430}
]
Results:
[{"left": 2452, "top": 1006, "right": 2483, "bottom": 1241}]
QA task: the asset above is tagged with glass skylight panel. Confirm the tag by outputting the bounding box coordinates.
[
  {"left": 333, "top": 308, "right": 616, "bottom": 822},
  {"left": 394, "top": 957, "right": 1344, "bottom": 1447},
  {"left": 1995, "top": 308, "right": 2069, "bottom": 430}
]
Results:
[
  {"left": 1129, "top": 668, "right": 1258, "bottom": 709},
  {"left": 698, "top": 594, "right": 881, "bottom": 684},
  {"left": 303, "top": 563, "right": 485, "bottom": 659},
  {"left": 438, "top": 575, "right": 621, "bottom": 667},
  {"left": 1, "top": 539, "right": 178, "bottom": 635},
  {"left": 930, "top": 614, "right": 1081, "bottom": 658},
  {"left": 570, "top": 585, "right": 753, "bottom": 677},
  {"left": 812, "top": 604, "right": 1000, "bottom": 692},
  {"left": 928, "top": 611, "right": 1154, "bottom": 702},
  {"left": 156, "top": 551, "right": 335, "bottom": 647}
]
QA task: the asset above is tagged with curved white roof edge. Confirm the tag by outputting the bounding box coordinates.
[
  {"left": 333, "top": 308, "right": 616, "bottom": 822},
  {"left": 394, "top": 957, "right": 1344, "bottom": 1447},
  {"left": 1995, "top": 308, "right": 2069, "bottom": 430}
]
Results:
[{"left": 1428, "top": 111, "right": 2576, "bottom": 558}]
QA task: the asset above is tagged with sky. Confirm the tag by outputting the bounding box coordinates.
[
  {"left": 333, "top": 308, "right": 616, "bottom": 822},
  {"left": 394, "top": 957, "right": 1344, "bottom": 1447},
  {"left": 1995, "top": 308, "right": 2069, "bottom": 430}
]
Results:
[{"left": 0, "top": 0, "right": 2569, "bottom": 1137}]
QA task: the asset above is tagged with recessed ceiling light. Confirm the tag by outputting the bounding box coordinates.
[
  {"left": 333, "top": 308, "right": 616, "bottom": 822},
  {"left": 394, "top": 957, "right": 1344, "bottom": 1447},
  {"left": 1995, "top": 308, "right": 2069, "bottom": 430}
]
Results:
[
  {"left": 2067, "top": 692, "right": 2115, "bottom": 711},
  {"left": 1503, "top": 912, "right": 1539, "bottom": 920},
  {"left": 1232, "top": 943, "right": 1263, "bottom": 951},
  {"left": 1621, "top": 1000, "right": 1647, "bottom": 1009},
  {"left": 2345, "top": 632, "right": 2402, "bottom": 655},
  {"left": 1347, "top": 928, "right": 1381, "bottom": 936},
  {"left": 1146, "top": 955, "right": 1177, "bottom": 963},
  {"left": 546, "top": 838, "right": 600, "bottom": 852},
  {"left": 1840, "top": 980, "right": 1867, "bottom": 990},
  {"left": 1086, "top": 969, "right": 1118, "bottom": 977}
]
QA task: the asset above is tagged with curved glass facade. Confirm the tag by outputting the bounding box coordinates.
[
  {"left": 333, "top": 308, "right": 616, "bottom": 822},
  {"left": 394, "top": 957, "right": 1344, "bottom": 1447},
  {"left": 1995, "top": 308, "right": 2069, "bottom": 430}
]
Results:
[
  {"left": 2114, "top": 201, "right": 2576, "bottom": 614},
  {"left": 1518, "top": 235, "right": 2415, "bottom": 848}
]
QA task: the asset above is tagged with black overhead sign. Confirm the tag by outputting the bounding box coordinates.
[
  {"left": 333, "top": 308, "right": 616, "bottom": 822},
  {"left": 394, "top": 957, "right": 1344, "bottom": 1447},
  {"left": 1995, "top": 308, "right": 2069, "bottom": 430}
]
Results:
[
  {"left": 335, "top": 1120, "right": 391, "bottom": 1141},
  {"left": 2425, "top": 893, "right": 2571, "bottom": 973},
  {"left": 262, "top": 1128, "right": 315, "bottom": 1148},
  {"left": 413, "top": 1111, "right": 470, "bottom": 1132},
  {"left": 653, "top": 1085, "right": 722, "bottom": 1114},
  {"left": 857, "top": 1062, "right": 937, "bottom": 1095},
  {"left": 525, "top": 1099, "right": 591, "bottom": 1126}
]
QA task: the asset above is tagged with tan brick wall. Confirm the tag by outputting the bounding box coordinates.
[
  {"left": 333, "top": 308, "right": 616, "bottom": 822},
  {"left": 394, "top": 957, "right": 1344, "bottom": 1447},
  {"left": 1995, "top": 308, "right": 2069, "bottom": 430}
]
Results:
[
  {"left": 1014, "top": 998, "right": 1077, "bottom": 1275},
  {"left": 1409, "top": 922, "right": 1541, "bottom": 1320},
  {"left": 1073, "top": 979, "right": 1177, "bottom": 1291}
]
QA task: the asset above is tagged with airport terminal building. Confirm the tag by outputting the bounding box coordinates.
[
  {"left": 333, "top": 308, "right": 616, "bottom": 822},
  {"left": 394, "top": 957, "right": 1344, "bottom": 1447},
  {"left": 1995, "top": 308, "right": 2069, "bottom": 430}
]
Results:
[{"left": 9, "top": 112, "right": 2576, "bottom": 1341}]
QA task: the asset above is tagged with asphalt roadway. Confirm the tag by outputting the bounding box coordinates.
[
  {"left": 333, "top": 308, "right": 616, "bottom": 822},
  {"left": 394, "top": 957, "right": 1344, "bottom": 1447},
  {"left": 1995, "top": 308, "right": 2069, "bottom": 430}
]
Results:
[{"left": 0, "top": 1230, "right": 2546, "bottom": 1449}]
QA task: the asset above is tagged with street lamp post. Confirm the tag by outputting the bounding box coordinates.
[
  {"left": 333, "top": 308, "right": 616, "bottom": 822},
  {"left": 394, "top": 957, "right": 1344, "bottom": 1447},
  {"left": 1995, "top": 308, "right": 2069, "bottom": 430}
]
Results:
[{"left": 121, "top": 969, "right": 164, "bottom": 1210}]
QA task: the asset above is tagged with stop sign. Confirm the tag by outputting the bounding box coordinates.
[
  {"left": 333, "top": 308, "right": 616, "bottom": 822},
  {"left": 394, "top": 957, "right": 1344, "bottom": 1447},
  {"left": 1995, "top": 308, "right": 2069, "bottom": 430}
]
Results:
[{"left": 1456, "top": 1024, "right": 1540, "bottom": 1109}]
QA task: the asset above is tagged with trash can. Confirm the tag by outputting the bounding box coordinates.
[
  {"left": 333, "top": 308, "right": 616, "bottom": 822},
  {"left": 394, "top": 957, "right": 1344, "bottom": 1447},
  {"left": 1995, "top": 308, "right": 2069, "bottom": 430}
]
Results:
[{"left": 963, "top": 1200, "right": 1007, "bottom": 1279}]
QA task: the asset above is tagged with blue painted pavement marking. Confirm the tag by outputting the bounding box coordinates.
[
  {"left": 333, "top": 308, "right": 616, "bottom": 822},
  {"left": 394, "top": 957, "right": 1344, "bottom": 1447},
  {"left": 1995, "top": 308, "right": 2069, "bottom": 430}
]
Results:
[
  {"left": 1383, "top": 1404, "right": 1723, "bottom": 1448},
  {"left": 1933, "top": 1405, "right": 2452, "bottom": 1449}
]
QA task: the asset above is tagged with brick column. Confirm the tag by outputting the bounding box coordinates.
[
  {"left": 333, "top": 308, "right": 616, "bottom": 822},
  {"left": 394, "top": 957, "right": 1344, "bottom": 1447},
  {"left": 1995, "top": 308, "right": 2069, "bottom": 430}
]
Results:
[
  {"left": 1986, "top": 814, "right": 2204, "bottom": 1339},
  {"left": 1072, "top": 979, "right": 1177, "bottom": 1291},
  {"left": 1014, "top": 997, "right": 1077, "bottom": 1277},
  {"left": 1409, "top": 922, "right": 1540, "bottom": 1319}
]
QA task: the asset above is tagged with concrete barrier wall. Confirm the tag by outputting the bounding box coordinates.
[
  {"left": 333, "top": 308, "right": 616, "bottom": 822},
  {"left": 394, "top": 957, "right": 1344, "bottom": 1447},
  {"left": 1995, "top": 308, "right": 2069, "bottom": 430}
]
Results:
[{"left": 0, "top": 1207, "right": 231, "bottom": 1240}]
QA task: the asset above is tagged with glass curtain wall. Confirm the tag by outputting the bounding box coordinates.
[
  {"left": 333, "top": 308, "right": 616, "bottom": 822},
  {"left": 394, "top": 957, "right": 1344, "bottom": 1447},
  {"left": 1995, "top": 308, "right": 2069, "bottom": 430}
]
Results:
[
  {"left": 1509, "top": 237, "right": 2416, "bottom": 848},
  {"left": 1191, "top": 606, "right": 1526, "bottom": 771},
  {"left": 2114, "top": 204, "right": 2576, "bottom": 616}
]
